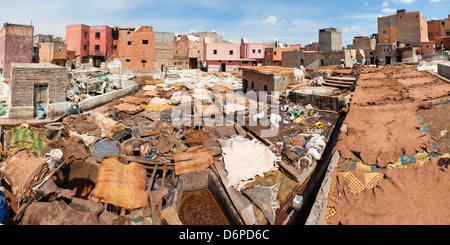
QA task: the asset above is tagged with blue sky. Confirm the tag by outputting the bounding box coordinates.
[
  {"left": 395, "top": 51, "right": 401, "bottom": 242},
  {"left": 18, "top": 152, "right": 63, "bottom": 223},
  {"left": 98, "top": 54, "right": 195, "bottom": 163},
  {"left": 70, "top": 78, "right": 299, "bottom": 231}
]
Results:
[{"left": 0, "top": 0, "right": 448, "bottom": 46}]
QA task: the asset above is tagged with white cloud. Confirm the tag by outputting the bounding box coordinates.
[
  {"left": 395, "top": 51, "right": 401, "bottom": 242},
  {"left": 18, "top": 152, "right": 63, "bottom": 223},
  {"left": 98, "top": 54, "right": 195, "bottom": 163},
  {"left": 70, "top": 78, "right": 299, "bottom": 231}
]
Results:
[
  {"left": 364, "top": 2, "right": 368, "bottom": 6},
  {"left": 382, "top": 1, "right": 389, "bottom": 7},
  {"left": 390, "top": 0, "right": 415, "bottom": 4},
  {"left": 261, "top": 15, "right": 277, "bottom": 24},
  {"left": 430, "top": 0, "right": 443, "bottom": 2},
  {"left": 382, "top": 8, "right": 397, "bottom": 14}
]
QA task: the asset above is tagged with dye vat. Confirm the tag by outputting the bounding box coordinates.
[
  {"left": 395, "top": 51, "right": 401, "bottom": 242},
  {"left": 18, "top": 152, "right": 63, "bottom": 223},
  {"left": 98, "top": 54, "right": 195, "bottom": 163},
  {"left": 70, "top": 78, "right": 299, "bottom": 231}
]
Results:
[
  {"left": 173, "top": 168, "right": 243, "bottom": 225},
  {"left": 178, "top": 189, "right": 229, "bottom": 225}
]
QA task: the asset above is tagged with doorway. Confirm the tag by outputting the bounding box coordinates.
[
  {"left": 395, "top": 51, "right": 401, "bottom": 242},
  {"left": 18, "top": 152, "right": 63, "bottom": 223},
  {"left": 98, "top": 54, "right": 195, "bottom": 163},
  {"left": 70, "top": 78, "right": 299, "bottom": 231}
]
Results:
[
  {"left": 242, "top": 79, "right": 248, "bottom": 93},
  {"left": 396, "top": 56, "right": 402, "bottom": 63},
  {"left": 189, "top": 58, "right": 198, "bottom": 69},
  {"left": 370, "top": 57, "right": 375, "bottom": 64},
  {"left": 220, "top": 63, "right": 226, "bottom": 72},
  {"left": 34, "top": 84, "right": 48, "bottom": 118},
  {"left": 386, "top": 56, "right": 391, "bottom": 65}
]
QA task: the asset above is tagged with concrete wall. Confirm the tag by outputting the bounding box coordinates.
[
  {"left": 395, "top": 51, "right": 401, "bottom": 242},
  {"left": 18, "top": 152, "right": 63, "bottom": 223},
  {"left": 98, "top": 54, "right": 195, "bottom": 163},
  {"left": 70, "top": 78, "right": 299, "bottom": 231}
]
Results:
[
  {"left": 81, "top": 82, "right": 139, "bottom": 111},
  {"left": 438, "top": 63, "right": 450, "bottom": 79},
  {"left": 154, "top": 32, "right": 174, "bottom": 72},
  {"left": 282, "top": 50, "right": 355, "bottom": 68},
  {"left": 319, "top": 28, "right": 342, "bottom": 51},
  {"left": 242, "top": 69, "right": 296, "bottom": 93},
  {"left": 353, "top": 36, "right": 376, "bottom": 50},
  {"left": 8, "top": 63, "right": 69, "bottom": 119}
]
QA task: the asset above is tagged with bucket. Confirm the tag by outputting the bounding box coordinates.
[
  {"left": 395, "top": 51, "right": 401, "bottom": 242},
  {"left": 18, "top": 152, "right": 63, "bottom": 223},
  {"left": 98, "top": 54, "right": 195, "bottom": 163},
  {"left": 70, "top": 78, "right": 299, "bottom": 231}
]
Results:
[{"left": 0, "top": 190, "right": 9, "bottom": 225}]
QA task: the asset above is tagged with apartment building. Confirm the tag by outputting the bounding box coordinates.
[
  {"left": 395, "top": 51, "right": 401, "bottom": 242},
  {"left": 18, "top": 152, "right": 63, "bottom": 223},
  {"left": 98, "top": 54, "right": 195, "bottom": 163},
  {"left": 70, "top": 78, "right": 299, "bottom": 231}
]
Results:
[
  {"left": 66, "top": 24, "right": 113, "bottom": 67},
  {"left": 0, "top": 23, "right": 34, "bottom": 78},
  {"left": 116, "top": 26, "right": 155, "bottom": 73},
  {"left": 377, "top": 9, "right": 428, "bottom": 47}
]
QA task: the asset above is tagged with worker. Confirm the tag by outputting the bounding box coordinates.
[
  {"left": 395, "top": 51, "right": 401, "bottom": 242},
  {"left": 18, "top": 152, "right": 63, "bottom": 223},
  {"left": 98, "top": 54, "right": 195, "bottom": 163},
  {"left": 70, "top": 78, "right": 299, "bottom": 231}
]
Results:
[
  {"left": 66, "top": 90, "right": 82, "bottom": 115},
  {"left": 375, "top": 56, "right": 380, "bottom": 68}
]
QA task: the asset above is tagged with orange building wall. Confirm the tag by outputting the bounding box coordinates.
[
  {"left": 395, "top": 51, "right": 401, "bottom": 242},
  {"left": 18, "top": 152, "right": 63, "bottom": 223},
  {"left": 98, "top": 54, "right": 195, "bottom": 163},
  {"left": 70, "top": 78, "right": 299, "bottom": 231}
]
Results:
[
  {"left": 378, "top": 11, "right": 427, "bottom": 47},
  {"left": 39, "top": 43, "right": 67, "bottom": 66},
  {"left": 118, "top": 26, "right": 154, "bottom": 72}
]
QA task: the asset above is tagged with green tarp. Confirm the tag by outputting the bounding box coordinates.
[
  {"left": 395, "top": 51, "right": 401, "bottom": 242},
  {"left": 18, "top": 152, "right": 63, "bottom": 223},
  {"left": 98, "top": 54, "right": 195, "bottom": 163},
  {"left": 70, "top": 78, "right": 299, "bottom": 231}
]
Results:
[{"left": 9, "top": 123, "right": 47, "bottom": 157}]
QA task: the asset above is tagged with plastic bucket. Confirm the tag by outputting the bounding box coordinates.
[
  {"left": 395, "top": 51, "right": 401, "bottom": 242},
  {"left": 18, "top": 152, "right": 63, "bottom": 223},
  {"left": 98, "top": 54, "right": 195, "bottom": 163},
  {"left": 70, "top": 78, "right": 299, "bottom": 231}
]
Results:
[{"left": 0, "top": 190, "right": 9, "bottom": 225}]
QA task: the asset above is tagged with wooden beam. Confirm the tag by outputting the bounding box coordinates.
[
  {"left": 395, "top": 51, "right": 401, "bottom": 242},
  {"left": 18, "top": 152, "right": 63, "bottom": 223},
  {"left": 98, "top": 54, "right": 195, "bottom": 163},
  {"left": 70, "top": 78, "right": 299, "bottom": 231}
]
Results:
[{"left": 305, "top": 150, "right": 340, "bottom": 225}]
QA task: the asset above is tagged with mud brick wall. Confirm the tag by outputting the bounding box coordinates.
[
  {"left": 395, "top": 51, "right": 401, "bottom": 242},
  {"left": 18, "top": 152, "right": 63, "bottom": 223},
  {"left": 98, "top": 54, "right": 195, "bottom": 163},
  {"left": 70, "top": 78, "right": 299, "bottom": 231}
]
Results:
[{"left": 10, "top": 64, "right": 69, "bottom": 107}]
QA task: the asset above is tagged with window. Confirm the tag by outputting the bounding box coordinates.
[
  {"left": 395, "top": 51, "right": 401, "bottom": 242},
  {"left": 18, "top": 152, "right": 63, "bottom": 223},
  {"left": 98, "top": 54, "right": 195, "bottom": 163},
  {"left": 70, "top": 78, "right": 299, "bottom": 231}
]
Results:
[
  {"left": 145, "top": 27, "right": 149, "bottom": 31},
  {"left": 95, "top": 45, "right": 100, "bottom": 51},
  {"left": 95, "top": 32, "right": 100, "bottom": 38},
  {"left": 213, "top": 49, "right": 217, "bottom": 54},
  {"left": 197, "top": 50, "right": 200, "bottom": 54},
  {"left": 176, "top": 50, "right": 178, "bottom": 54},
  {"left": 274, "top": 51, "right": 277, "bottom": 55},
  {"left": 251, "top": 82, "right": 254, "bottom": 89},
  {"left": 258, "top": 49, "right": 261, "bottom": 54},
  {"left": 264, "top": 85, "right": 268, "bottom": 91},
  {"left": 229, "top": 50, "right": 233, "bottom": 55},
  {"left": 125, "top": 58, "right": 130, "bottom": 62},
  {"left": 128, "top": 41, "right": 132, "bottom": 45},
  {"left": 84, "top": 32, "right": 88, "bottom": 38},
  {"left": 84, "top": 45, "right": 88, "bottom": 50},
  {"left": 113, "top": 45, "right": 117, "bottom": 50},
  {"left": 141, "top": 60, "right": 147, "bottom": 63},
  {"left": 442, "top": 21, "right": 445, "bottom": 27},
  {"left": 142, "top": 40, "right": 149, "bottom": 45},
  {"left": 242, "top": 61, "right": 249, "bottom": 64},
  {"left": 258, "top": 60, "right": 262, "bottom": 63},
  {"left": 383, "top": 31, "right": 387, "bottom": 34},
  {"left": 252, "top": 49, "right": 256, "bottom": 54},
  {"left": 228, "top": 60, "right": 231, "bottom": 63}
]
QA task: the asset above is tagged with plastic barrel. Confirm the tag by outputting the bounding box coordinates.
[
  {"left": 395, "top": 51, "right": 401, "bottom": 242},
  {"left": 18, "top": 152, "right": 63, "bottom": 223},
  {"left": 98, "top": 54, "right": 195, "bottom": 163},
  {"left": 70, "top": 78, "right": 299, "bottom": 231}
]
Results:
[{"left": 0, "top": 190, "right": 9, "bottom": 225}]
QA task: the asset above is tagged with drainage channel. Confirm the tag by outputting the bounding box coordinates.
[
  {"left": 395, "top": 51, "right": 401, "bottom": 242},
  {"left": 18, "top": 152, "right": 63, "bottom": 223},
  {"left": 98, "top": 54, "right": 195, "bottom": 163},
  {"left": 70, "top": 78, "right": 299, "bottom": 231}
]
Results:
[{"left": 287, "top": 109, "right": 346, "bottom": 225}]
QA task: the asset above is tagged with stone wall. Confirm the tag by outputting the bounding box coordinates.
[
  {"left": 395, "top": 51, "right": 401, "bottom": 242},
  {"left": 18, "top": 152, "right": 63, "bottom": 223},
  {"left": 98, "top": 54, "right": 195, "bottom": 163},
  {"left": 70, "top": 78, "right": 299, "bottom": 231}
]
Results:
[
  {"left": 438, "top": 63, "right": 450, "bottom": 80},
  {"left": 9, "top": 63, "right": 69, "bottom": 119}
]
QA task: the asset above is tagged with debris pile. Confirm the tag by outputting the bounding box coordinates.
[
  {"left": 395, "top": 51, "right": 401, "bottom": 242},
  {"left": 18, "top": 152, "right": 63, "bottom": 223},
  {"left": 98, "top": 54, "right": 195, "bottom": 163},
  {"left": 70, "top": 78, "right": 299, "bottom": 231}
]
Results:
[{"left": 0, "top": 68, "right": 341, "bottom": 225}]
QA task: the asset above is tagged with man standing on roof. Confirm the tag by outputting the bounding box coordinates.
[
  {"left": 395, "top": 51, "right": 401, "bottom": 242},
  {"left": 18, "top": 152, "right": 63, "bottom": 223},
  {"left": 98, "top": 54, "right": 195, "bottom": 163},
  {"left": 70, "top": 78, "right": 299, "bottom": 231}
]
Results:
[{"left": 66, "top": 90, "right": 82, "bottom": 116}]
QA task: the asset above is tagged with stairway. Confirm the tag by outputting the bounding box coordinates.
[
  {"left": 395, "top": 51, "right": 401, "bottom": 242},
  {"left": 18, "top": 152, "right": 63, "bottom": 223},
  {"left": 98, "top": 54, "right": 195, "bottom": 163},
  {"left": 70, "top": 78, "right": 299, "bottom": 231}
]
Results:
[{"left": 323, "top": 75, "right": 356, "bottom": 90}]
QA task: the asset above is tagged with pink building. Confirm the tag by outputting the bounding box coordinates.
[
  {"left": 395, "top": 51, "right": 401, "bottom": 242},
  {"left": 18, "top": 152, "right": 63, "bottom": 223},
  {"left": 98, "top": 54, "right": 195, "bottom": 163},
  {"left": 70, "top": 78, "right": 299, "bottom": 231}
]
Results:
[
  {"left": 0, "top": 24, "right": 34, "bottom": 78},
  {"left": 203, "top": 37, "right": 241, "bottom": 72},
  {"left": 66, "top": 24, "right": 113, "bottom": 67},
  {"left": 240, "top": 38, "right": 264, "bottom": 66}
]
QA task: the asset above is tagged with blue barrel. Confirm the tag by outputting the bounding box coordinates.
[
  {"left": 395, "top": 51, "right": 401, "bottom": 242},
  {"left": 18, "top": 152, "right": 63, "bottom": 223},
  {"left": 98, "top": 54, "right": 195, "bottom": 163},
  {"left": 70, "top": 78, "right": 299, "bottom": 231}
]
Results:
[{"left": 0, "top": 190, "right": 9, "bottom": 225}]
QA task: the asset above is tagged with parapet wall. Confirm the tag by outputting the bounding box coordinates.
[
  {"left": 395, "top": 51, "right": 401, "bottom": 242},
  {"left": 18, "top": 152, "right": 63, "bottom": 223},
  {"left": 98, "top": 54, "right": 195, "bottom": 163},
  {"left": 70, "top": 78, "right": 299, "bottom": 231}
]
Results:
[{"left": 438, "top": 63, "right": 450, "bottom": 80}]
